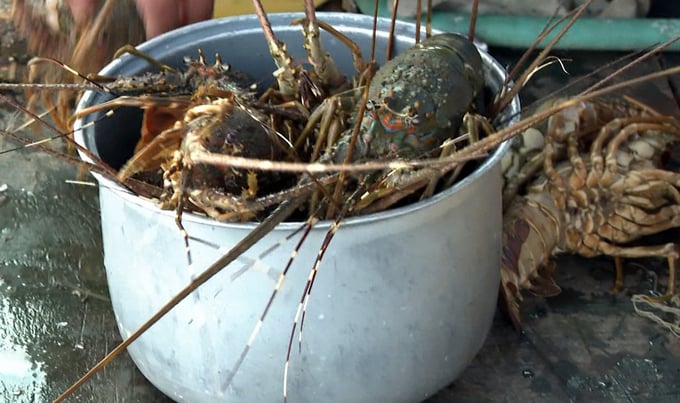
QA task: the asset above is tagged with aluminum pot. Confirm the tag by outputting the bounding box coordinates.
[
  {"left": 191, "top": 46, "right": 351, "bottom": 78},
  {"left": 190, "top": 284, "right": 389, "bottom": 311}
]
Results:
[{"left": 74, "top": 12, "right": 518, "bottom": 403}]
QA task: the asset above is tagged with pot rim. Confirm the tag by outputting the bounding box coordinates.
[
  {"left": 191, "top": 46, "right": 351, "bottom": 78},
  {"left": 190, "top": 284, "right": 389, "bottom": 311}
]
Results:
[{"left": 73, "top": 12, "right": 517, "bottom": 231}]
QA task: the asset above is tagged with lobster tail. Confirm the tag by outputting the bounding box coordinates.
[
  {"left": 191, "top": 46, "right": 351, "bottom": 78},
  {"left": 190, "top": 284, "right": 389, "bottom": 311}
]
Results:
[{"left": 500, "top": 192, "right": 562, "bottom": 330}]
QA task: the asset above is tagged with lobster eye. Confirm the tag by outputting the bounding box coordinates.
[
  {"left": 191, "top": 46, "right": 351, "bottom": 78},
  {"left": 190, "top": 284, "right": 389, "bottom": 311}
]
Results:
[
  {"left": 404, "top": 114, "right": 420, "bottom": 126},
  {"left": 365, "top": 99, "right": 378, "bottom": 111}
]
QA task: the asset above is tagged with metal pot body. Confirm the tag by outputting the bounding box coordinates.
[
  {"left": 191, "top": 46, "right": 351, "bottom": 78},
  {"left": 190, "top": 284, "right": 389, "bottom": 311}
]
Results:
[{"left": 74, "top": 12, "right": 518, "bottom": 403}]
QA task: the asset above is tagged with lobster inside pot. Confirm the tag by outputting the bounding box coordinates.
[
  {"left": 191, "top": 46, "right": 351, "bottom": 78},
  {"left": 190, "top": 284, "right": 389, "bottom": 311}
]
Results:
[{"left": 73, "top": 12, "right": 519, "bottom": 403}]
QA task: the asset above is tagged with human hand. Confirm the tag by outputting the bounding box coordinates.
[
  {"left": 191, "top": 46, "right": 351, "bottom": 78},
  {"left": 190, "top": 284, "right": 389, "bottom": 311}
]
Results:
[{"left": 66, "top": 0, "right": 214, "bottom": 39}]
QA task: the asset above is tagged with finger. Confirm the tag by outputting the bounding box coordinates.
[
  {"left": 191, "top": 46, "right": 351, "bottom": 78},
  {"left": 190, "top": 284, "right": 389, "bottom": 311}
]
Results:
[
  {"left": 135, "top": 0, "right": 180, "bottom": 39},
  {"left": 137, "top": 0, "right": 213, "bottom": 39},
  {"left": 180, "top": 0, "right": 214, "bottom": 26},
  {"left": 65, "top": 0, "right": 98, "bottom": 24}
]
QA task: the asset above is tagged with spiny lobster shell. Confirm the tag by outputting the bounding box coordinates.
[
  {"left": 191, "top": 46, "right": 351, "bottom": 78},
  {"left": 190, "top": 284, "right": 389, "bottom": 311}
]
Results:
[
  {"left": 500, "top": 97, "right": 680, "bottom": 330},
  {"left": 359, "top": 32, "right": 484, "bottom": 159}
]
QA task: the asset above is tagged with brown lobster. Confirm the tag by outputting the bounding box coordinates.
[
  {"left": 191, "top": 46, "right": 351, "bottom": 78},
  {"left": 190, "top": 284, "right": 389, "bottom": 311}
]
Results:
[{"left": 500, "top": 96, "right": 680, "bottom": 330}]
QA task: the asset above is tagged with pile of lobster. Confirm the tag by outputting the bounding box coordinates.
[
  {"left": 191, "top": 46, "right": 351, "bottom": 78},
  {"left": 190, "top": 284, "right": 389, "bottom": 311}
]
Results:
[{"left": 14, "top": 1, "right": 491, "bottom": 225}]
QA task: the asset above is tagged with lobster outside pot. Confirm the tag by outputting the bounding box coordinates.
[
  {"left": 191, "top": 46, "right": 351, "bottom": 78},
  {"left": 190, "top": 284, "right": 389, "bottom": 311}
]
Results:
[{"left": 500, "top": 97, "right": 680, "bottom": 330}]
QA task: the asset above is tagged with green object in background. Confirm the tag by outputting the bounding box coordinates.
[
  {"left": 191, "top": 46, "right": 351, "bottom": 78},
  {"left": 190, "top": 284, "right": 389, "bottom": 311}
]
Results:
[{"left": 354, "top": 0, "right": 680, "bottom": 51}]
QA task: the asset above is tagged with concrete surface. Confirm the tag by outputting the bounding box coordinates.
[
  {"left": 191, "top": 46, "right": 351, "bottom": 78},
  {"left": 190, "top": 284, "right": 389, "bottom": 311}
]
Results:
[{"left": 1, "top": 4, "right": 680, "bottom": 403}]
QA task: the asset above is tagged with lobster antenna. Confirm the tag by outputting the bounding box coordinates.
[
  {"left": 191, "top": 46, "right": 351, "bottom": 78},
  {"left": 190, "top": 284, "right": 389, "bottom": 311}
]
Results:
[
  {"left": 415, "top": 0, "right": 422, "bottom": 43},
  {"left": 370, "top": 0, "right": 380, "bottom": 63},
  {"left": 491, "top": 2, "right": 592, "bottom": 121},
  {"left": 0, "top": 82, "right": 100, "bottom": 91},
  {"left": 221, "top": 205, "right": 321, "bottom": 395},
  {"left": 283, "top": 178, "right": 375, "bottom": 402},
  {"left": 173, "top": 169, "right": 196, "bottom": 289},
  {"left": 27, "top": 57, "right": 114, "bottom": 94},
  {"left": 502, "top": 2, "right": 583, "bottom": 91},
  {"left": 386, "top": 0, "right": 400, "bottom": 61},
  {"left": 491, "top": 0, "right": 596, "bottom": 118},
  {"left": 54, "top": 196, "right": 306, "bottom": 403},
  {"left": 468, "top": 0, "right": 480, "bottom": 41},
  {"left": 1, "top": 93, "right": 101, "bottom": 168},
  {"left": 325, "top": 83, "right": 372, "bottom": 217},
  {"left": 426, "top": 0, "right": 433, "bottom": 38},
  {"left": 582, "top": 35, "right": 680, "bottom": 95},
  {"left": 507, "top": 39, "right": 677, "bottom": 129},
  {"left": 283, "top": 210, "right": 346, "bottom": 402},
  {"left": 0, "top": 96, "right": 161, "bottom": 199}
]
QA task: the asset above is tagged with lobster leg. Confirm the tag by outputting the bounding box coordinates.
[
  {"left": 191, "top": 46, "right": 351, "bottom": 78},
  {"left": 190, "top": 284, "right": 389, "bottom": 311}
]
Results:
[
  {"left": 598, "top": 203, "right": 680, "bottom": 242},
  {"left": 613, "top": 256, "right": 625, "bottom": 292},
  {"left": 590, "top": 117, "right": 680, "bottom": 187},
  {"left": 611, "top": 253, "right": 677, "bottom": 297},
  {"left": 112, "top": 44, "right": 178, "bottom": 73},
  {"left": 619, "top": 179, "right": 680, "bottom": 209},
  {"left": 298, "top": 0, "right": 343, "bottom": 88},
  {"left": 253, "top": 0, "right": 367, "bottom": 101},
  {"left": 501, "top": 127, "right": 546, "bottom": 208},
  {"left": 579, "top": 236, "right": 678, "bottom": 298},
  {"left": 313, "top": 20, "right": 369, "bottom": 80},
  {"left": 293, "top": 4, "right": 370, "bottom": 87},
  {"left": 251, "top": 0, "right": 300, "bottom": 99},
  {"left": 542, "top": 102, "right": 586, "bottom": 206}
]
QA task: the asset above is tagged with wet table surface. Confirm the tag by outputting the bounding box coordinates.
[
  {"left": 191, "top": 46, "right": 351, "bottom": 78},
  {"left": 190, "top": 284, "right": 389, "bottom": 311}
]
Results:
[{"left": 1, "top": 6, "right": 680, "bottom": 403}]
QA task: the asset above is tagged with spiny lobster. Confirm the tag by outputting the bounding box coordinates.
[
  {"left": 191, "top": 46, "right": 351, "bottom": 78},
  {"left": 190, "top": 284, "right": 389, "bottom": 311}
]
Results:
[{"left": 501, "top": 96, "right": 680, "bottom": 330}]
